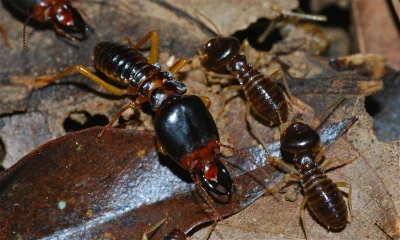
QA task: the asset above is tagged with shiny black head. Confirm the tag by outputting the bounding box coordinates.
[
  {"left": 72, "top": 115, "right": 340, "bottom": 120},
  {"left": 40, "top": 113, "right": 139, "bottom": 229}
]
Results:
[
  {"left": 281, "top": 122, "right": 320, "bottom": 153},
  {"left": 202, "top": 36, "right": 241, "bottom": 71},
  {"left": 199, "top": 161, "right": 233, "bottom": 203}
]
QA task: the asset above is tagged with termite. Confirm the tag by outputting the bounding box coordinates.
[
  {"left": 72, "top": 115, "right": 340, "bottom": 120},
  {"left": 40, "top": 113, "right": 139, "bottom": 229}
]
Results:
[
  {"left": 35, "top": 30, "right": 262, "bottom": 230},
  {"left": 196, "top": 11, "right": 292, "bottom": 126},
  {"left": 329, "top": 53, "right": 386, "bottom": 79},
  {"left": 257, "top": 17, "right": 330, "bottom": 55},
  {"left": 5, "top": 0, "right": 94, "bottom": 50},
  {"left": 261, "top": 98, "right": 356, "bottom": 239}
]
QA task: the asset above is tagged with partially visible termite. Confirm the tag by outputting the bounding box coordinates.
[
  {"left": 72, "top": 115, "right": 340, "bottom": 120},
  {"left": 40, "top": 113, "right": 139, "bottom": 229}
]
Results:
[
  {"left": 5, "top": 0, "right": 132, "bottom": 50},
  {"left": 257, "top": 17, "right": 330, "bottom": 55},
  {"left": 196, "top": 10, "right": 292, "bottom": 126},
  {"left": 329, "top": 53, "right": 386, "bottom": 79}
]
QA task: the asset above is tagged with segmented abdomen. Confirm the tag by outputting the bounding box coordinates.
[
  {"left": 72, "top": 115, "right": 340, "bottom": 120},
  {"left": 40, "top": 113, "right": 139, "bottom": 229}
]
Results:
[
  {"left": 162, "top": 229, "right": 186, "bottom": 240},
  {"left": 239, "top": 65, "right": 288, "bottom": 124},
  {"left": 303, "top": 174, "right": 348, "bottom": 229},
  {"left": 93, "top": 42, "right": 160, "bottom": 88}
]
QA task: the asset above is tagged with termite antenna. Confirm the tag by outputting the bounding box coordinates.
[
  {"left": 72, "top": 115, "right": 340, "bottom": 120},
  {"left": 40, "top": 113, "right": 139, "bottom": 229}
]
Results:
[
  {"left": 114, "top": 0, "right": 136, "bottom": 13},
  {"left": 277, "top": 101, "right": 289, "bottom": 135},
  {"left": 310, "top": 97, "right": 345, "bottom": 129},
  {"left": 23, "top": 14, "right": 34, "bottom": 51},
  {"left": 216, "top": 141, "right": 261, "bottom": 170},
  {"left": 216, "top": 141, "right": 273, "bottom": 186},
  {"left": 194, "top": 9, "right": 223, "bottom": 37}
]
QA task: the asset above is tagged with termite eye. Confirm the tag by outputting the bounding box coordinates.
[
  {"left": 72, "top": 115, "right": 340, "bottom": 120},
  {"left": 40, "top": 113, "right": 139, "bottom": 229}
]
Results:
[{"left": 198, "top": 162, "right": 233, "bottom": 203}]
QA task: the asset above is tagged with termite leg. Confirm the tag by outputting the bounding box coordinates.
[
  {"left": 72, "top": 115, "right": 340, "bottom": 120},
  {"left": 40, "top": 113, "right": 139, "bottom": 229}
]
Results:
[
  {"left": 134, "top": 30, "right": 159, "bottom": 64},
  {"left": 265, "top": 172, "right": 300, "bottom": 195},
  {"left": 268, "top": 156, "right": 298, "bottom": 175},
  {"left": 125, "top": 36, "right": 134, "bottom": 47},
  {"left": 217, "top": 141, "right": 263, "bottom": 171},
  {"left": 253, "top": 50, "right": 276, "bottom": 69},
  {"left": 269, "top": 69, "right": 293, "bottom": 103},
  {"left": 246, "top": 102, "right": 272, "bottom": 159},
  {"left": 314, "top": 147, "right": 326, "bottom": 164},
  {"left": 271, "top": 70, "right": 306, "bottom": 111},
  {"left": 257, "top": 19, "right": 277, "bottom": 43},
  {"left": 335, "top": 182, "right": 353, "bottom": 219},
  {"left": 240, "top": 39, "right": 250, "bottom": 61},
  {"left": 169, "top": 58, "right": 189, "bottom": 74},
  {"left": 35, "top": 65, "right": 127, "bottom": 95},
  {"left": 203, "top": 218, "right": 218, "bottom": 240},
  {"left": 215, "top": 85, "right": 242, "bottom": 120},
  {"left": 299, "top": 197, "right": 309, "bottom": 240},
  {"left": 78, "top": 8, "right": 96, "bottom": 28},
  {"left": 205, "top": 71, "right": 236, "bottom": 80},
  {"left": 0, "top": 24, "right": 10, "bottom": 47},
  {"left": 98, "top": 102, "right": 139, "bottom": 137},
  {"left": 199, "top": 96, "right": 212, "bottom": 109},
  {"left": 277, "top": 101, "right": 291, "bottom": 134},
  {"left": 320, "top": 156, "right": 358, "bottom": 173},
  {"left": 142, "top": 212, "right": 169, "bottom": 240},
  {"left": 52, "top": 23, "right": 79, "bottom": 43}
]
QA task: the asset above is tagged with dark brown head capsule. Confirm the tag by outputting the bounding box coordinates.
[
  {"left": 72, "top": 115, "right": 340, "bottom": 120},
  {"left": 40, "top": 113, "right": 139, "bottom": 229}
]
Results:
[
  {"left": 202, "top": 36, "right": 241, "bottom": 71},
  {"left": 280, "top": 122, "right": 320, "bottom": 153}
]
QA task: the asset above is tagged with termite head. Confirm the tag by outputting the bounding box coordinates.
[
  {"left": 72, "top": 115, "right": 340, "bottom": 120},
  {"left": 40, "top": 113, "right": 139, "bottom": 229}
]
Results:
[
  {"left": 202, "top": 36, "right": 241, "bottom": 71},
  {"left": 280, "top": 122, "right": 320, "bottom": 154},
  {"left": 33, "top": 1, "right": 91, "bottom": 40},
  {"left": 154, "top": 96, "right": 233, "bottom": 202},
  {"left": 53, "top": 2, "right": 91, "bottom": 40},
  {"left": 198, "top": 160, "right": 233, "bottom": 203}
]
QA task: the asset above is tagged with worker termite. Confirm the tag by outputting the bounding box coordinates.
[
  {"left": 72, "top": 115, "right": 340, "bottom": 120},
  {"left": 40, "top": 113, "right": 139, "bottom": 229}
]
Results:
[
  {"left": 35, "top": 30, "right": 263, "bottom": 231},
  {"left": 196, "top": 8, "right": 327, "bottom": 124},
  {"left": 259, "top": 98, "right": 356, "bottom": 239},
  {"left": 196, "top": 11, "right": 292, "bottom": 126}
]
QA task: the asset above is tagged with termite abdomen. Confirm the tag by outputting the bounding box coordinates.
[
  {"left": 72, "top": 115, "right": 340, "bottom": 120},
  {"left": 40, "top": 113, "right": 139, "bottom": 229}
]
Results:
[
  {"left": 94, "top": 42, "right": 159, "bottom": 87},
  {"left": 304, "top": 175, "right": 348, "bottom": 229}
]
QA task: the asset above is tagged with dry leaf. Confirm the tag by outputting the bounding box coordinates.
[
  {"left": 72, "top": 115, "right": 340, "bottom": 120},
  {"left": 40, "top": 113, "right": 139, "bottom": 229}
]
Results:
[{"left": 0, "top": 0, "right": 398, "bottom": 239}]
